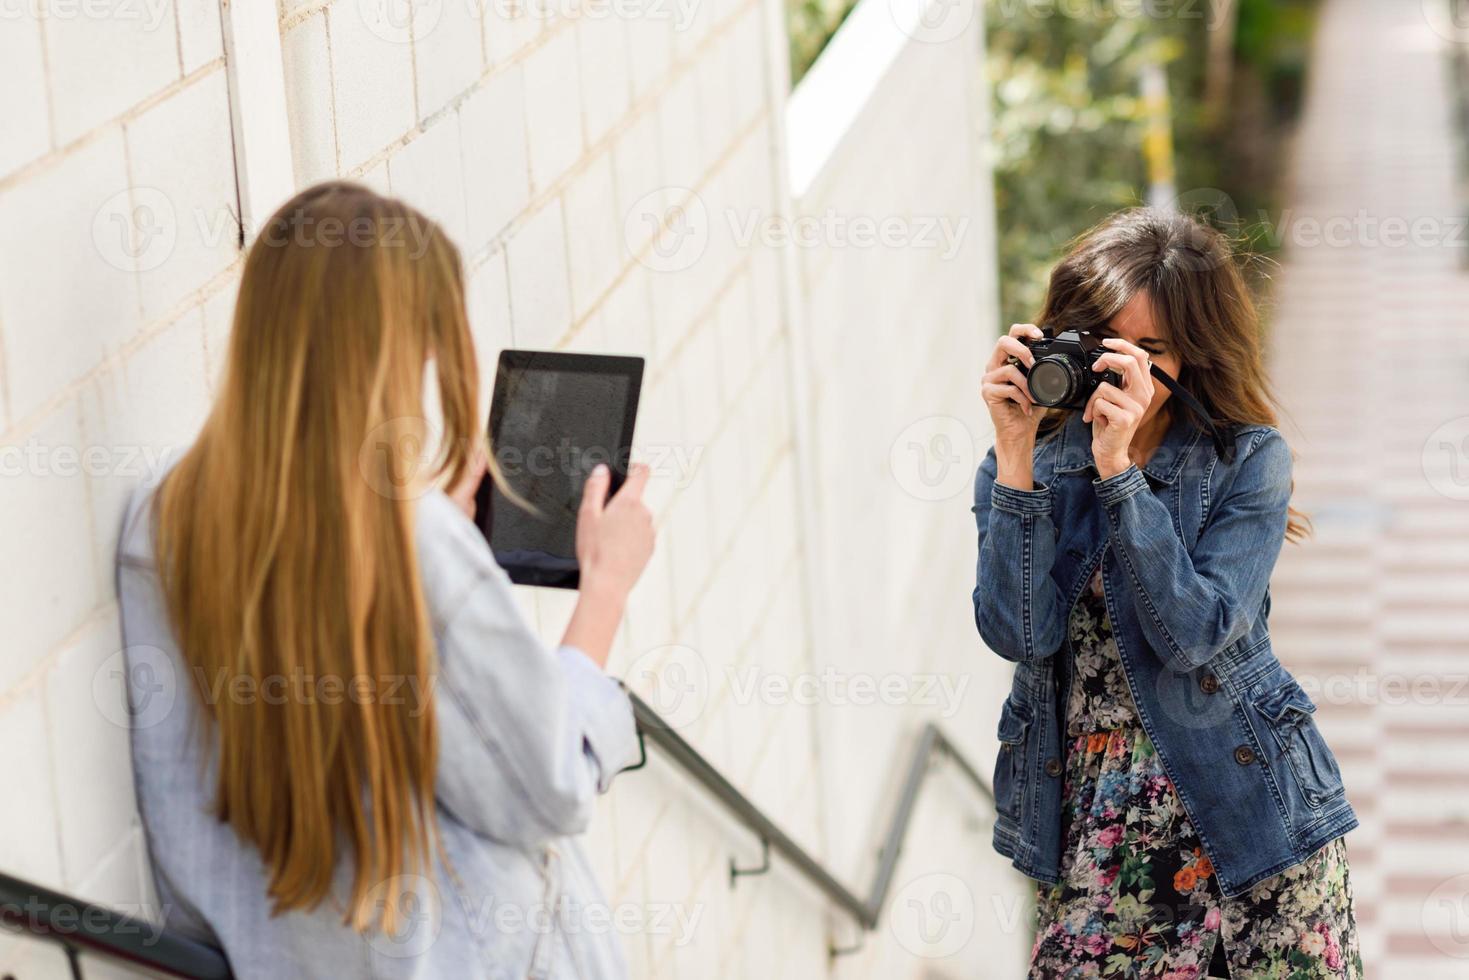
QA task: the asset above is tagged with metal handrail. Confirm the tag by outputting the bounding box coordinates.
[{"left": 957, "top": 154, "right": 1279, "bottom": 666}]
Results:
[
  {"left": 628, "top": 693, "right": 995, "bottom": 953},
  {"left": 0, "top": 870, "right": 232, "bottom": 979},
  {"left": 0, "top": 697, "right": 993, "bottom": 976}
]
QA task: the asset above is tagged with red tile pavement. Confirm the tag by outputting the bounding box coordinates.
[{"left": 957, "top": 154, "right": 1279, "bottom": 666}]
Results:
[{"left": 1264, "top": 0, "right": 1469, "bottom": 975}]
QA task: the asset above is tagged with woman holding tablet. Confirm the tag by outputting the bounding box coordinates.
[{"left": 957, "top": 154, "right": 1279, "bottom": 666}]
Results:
[
  {"left": 116, "top": 183, "right": 654, "bottom": 978},
  {"left": 973, "top": 209, "right": 1362, "bottom": 977}
]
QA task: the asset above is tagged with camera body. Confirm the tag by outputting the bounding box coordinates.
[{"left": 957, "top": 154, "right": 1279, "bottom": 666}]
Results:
[{"left": 1010, "top": 329, "right": 1121, "bottom": 410}]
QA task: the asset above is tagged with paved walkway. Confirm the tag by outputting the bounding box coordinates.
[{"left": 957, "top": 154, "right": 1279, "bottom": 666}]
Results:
[{"left": 1265, "top": 0, "right": 1469, "bottom": 976}]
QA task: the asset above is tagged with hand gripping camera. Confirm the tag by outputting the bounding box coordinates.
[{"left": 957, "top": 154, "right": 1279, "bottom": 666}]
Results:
[{"left": 1009, "top": 329, "right": 1122, "bottom": 410}]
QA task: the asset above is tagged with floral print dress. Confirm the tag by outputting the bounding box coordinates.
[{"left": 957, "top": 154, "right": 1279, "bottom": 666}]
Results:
[{"left": 1028, "top": 570, "right": 1363, "bottom": 979}]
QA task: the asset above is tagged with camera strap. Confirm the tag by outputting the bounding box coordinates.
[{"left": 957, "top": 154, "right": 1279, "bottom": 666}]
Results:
[{"left": 1148, "top": 365, "right": 1236, "bottom": 463}]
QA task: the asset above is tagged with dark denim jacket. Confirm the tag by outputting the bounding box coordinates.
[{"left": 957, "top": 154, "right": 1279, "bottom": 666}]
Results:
[{"left": 971, "top": 410, "right": 1358, "bottom": 898}]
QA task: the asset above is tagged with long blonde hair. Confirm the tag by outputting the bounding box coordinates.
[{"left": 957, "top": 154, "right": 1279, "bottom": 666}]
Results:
[{"left": 155, "top": 183, "right": 479, "bottom": 931}]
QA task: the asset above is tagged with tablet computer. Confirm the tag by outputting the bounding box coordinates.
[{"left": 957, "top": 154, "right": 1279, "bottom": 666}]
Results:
[{"left": 473, "top": 350, "right": 645, "bottom": 589}]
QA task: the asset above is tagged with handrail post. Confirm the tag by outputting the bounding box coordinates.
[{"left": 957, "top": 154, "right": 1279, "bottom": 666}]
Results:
[{"left": 625, "top": 693, "right": 995, "bottom": 938}]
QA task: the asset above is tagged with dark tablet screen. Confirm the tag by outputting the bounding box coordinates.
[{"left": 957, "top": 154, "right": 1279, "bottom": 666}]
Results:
[{"left": 474, "top": 350, "right": 644, "bottom": 588}]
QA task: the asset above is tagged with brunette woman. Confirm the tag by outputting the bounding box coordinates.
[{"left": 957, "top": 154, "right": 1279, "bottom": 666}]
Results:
[{"left": 973, "top": 208, "right": 1362, "bottom": 977}]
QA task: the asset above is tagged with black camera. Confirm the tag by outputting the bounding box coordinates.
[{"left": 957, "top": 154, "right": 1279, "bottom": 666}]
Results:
[{"left": 1009, "top": 329, "right": 1121, "bottom": 410}]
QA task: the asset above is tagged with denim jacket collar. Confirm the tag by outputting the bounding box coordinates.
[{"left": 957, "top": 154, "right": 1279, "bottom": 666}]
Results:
[{"left": 1050, "top": 408, "right": 1204, "bottom": 486}]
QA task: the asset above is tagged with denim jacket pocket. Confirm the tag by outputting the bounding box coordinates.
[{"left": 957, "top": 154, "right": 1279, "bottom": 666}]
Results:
[
  {"left": 1254, "top": 680, "right": 1345, "bottom": 810},
  {"left": 994, "top": 696, "right": 1033, "bottom": 822}
]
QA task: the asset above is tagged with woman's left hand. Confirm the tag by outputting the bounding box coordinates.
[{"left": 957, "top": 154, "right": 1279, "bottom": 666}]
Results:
[
  {"left": 1084, "top": 337, "right": 1156, "bottom": 479},
  {"left": 448, "top": 441, "right": 489, "bottom": 520}
]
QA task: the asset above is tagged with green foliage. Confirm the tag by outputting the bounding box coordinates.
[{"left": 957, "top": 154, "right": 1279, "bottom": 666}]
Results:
[
  {"left": 788, "top": 0, "right": 857, "bottom": 83},
  {"left": 1236, "top": 0, "right": 1316, "bottom": 120},
  {"left": 986, "top": 0, "right": 1319, "bottom": 327},
  {"left": 986, "top": 6, "right": 1191, "bottom": 324}
]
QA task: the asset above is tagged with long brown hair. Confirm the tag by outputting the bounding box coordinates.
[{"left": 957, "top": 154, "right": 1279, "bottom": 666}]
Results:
[
  {"left": 1035, "top": 207, "right": 1309, "bottom": 541},
  {"left": 154, "top": 183, "right": 480, "bottom": 931}
]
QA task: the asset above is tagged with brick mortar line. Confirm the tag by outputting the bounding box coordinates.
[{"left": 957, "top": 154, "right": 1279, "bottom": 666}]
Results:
[
  {"left": 610, "top": 721, "right": 815, "bottom": 907},
  {"left": 0, "top": 259, "right": 245, "bottom": 445},
  {"left": 639, "top": 256, "right": 753, "bottom": 389},
  {"left": 341, "top": 0, "right": 761, "bottom": 193},
  {"left": 35, "top": 0, "right": 59, "bottom": 151},
  {"left": 0, "top": 60, "right": 229, "bottom": 197},
  {"left": 66, "top": 819, "right": 146, "bottom": 906},
  {"left": 0, "top": 308, "right": 11, "bottom": 423},
  {"left": 0, "top": 601, "right": 119, "bottom": 711},
  {"left": 611, "top": 793, "right": 672, "bottom": 898},
  {"left": 668, "top": 430, "right": 797, "bottom": 624},
  {"left": 637, "top": 282, "right": 777, "bottom": 533},
  {"left": 448, "top": 2, "right": 765, "bottom": 262},
  {"left": 322, "top": 0, "right": 768, "bottom": 358},
  {"left": 1, "top": 0, "right": 763, "bottom": 437},
  {"left": 683, "top": 541, "right": 804, "bottom": 731},
  {"left": 657, "top": 321, "right": 794, "bottom": 527},
  {"left": 611, "top": 540, "right": 805, "bottom": 893},
  {"left": 323, "top": 7, "right": 344, "bottom": 176},
  {"left": 644, "top": 826, "right": 748, "bottom": 972},
  {"left": 280, "top": 0, "right": 338, "bottom": 32},
  {"left": 554, "top": 109, "right": 771, "bottom": 347},
  {"left": 2, "top": 0, "right": 761, "bottom": 432}
]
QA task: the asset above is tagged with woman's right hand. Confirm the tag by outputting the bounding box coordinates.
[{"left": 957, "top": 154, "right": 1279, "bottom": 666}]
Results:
[
  {"left": 575, "top": 463, "right": 655, "bottom": 602},
  {"left": 563, "top": 463, "right": 655, "bottom": 669},
  {"left": 983, "top": 324, "right": 1045, "bottom": 488}
]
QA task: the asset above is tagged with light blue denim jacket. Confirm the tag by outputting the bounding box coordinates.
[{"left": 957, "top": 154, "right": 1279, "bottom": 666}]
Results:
[
  {"left": 116, "top": 481, "right": 641, "bottom": 979},
  {"left": 972, "top": 411, "right": 1358, "bottom": 898}
]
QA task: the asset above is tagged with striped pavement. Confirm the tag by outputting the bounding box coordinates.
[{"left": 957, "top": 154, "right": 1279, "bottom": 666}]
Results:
[{"left": 1265, "top": 0, "right": 1469, "bottom": 976}]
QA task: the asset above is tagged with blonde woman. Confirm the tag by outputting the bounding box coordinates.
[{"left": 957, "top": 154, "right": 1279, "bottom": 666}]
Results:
[{"left": 117, "top": 183, "right": 654, "bottom": 978}]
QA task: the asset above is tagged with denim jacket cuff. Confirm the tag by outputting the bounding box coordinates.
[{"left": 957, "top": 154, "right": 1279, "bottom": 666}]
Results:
[
  {"left": 556, "top": 645, "right": 640, "bottom": 792},
  {"left": 1092, "top": 465, "right": 1149, "bottom": 507},
  {"left": 991, "top": 480, "right": 1053, "bottom": 516}
]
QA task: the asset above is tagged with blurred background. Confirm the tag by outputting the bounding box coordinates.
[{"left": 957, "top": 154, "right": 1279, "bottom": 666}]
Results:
[{"left": 0, "top": 0, "right": 1466, "bottom": 977}]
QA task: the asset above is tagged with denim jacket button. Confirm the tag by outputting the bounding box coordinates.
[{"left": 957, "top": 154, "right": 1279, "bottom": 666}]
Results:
[
  {"left": 1200, "top": 673, "right": 1220, "bottom": 694},
  {"left": 1233, "top": 744, "right": 1256, "bottom": 766},
  {"left": 1044, "top": 757, "right": 1063, "bottom": 777}
]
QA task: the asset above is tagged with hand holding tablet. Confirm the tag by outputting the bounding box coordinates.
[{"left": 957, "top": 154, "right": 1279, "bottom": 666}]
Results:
[
  {"left": 473, "top": 350, "right": 646, "bottom": 589},
  {"left": 574, "top": 462, "right": 655, "bottom": 600}
]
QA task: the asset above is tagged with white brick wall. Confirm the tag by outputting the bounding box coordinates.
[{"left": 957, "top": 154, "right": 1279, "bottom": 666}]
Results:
[
  {"left": 0, "top": 4, "right": 234, "bottom": 975},
  {"left": 0, "top": 0, "right": 1020, "bottom": 974}
]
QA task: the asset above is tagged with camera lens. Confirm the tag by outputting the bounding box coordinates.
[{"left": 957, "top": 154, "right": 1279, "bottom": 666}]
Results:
[{"left": 1028, "top": 356, "right": 1080, "bottom": 407}]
